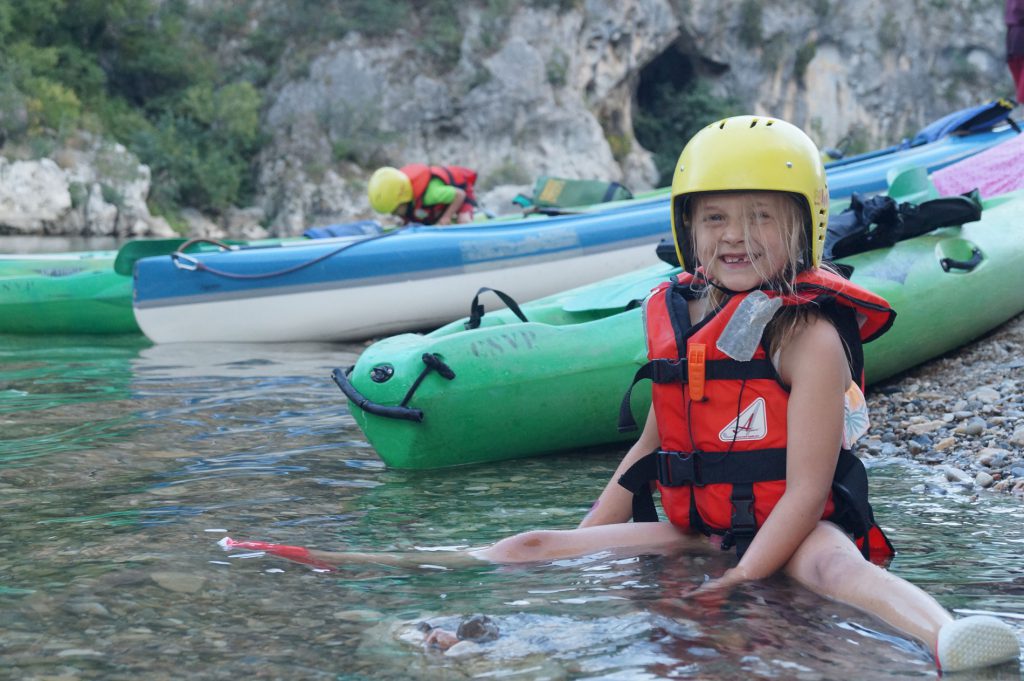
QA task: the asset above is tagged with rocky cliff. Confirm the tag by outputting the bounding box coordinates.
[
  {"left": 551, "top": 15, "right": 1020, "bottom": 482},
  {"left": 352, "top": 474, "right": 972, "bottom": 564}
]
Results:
[{"left": 0, "top": 0, "right": 1013, "bottom": 239}]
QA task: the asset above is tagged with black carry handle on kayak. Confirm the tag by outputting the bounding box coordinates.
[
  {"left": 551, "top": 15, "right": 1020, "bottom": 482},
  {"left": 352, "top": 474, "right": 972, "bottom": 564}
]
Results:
[
  {"left": 331, "top": 353, "right": 457, "bottom": 423},
  {"left": 464, "top": 287, "right": 529, "bottom": 330},
  {"left": 332, "top": 367, "right": 425, "bottom": 422},
  {"left": 940, "top": 247, "right": 984, "bottom": 272}
]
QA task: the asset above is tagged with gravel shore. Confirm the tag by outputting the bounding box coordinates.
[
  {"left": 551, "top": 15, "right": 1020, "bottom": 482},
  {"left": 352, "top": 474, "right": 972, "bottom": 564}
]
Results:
[{"left": 863, "top": 311, "right": 1024, "bottom": 499}]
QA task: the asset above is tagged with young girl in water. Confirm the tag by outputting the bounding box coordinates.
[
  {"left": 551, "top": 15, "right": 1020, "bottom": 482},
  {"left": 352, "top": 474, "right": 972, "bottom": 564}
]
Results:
[{"left": 229, "top": 116, "right": 1020, "bottom": 672}]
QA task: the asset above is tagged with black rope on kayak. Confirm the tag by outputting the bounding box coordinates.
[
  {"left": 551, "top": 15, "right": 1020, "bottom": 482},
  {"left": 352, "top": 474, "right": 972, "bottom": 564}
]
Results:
[
  {"left": 170, "top": 228, "right": 408, "bottom": 280},
  {"left": 464, "top": 287, "right": 529, "bottom": 330},
  {"left": 331, "top": 367, "right": 424, "bottom": 422},
  {"left": 399, "top": 353, "right": 456, "bottom": 408}
]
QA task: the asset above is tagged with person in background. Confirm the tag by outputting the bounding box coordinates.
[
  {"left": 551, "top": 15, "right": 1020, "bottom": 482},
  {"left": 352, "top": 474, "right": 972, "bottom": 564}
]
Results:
[
  {"left": 1009, "top": 0, "right": 1024, "bottom": 103},
  {"left": 367, "top": 164, "right": 478, "bottom": 226}
]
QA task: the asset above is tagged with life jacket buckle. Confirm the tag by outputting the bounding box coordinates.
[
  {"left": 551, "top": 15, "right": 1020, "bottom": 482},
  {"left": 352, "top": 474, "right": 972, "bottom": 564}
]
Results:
[
  {"left": 721, "top": 492, "right": 757, "bottom": 556},
  {"left": 729, "top": 490, "right": 756, "bottom": 532},
  {"left": 655, "top": 450, "right": 701, "bottom": 487}
]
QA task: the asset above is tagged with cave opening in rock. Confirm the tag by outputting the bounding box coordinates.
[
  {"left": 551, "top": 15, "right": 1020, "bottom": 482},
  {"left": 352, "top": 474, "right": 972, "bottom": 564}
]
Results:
[{"left": 634, "top": 41, "right": 738, "bottom": 186}]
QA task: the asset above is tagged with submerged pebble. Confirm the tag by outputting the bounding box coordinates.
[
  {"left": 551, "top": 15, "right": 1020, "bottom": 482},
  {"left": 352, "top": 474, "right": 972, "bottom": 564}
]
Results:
[{"left": 456, "top": 614, "right": 499, "bottom": 642}]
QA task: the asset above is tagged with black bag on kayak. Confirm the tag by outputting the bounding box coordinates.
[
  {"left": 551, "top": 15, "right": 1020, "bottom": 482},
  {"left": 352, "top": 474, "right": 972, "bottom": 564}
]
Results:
[{"left": 824, "top": 191, "right": 983, "bottom": 260}]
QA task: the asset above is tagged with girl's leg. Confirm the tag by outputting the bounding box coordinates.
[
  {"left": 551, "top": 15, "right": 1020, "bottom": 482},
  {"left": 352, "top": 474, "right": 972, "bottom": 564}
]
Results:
[
  {"left": 471, "top": 522, "right": 701, "bottom": 563},
  {"left": 782, "top": 521, "right": 951, "bottom": 647},
  {"left": 229, "top": 522, "right": 700, "bottom": 570},
  {"left": 784, "top": 521, "right": 1020, "bottom": 672}
]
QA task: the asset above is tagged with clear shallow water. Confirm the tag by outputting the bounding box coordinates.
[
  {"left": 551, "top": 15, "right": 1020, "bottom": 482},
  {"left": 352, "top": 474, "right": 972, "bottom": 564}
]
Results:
[{"left": 0, "top": 334, "right": 1021, "bottom": 680}]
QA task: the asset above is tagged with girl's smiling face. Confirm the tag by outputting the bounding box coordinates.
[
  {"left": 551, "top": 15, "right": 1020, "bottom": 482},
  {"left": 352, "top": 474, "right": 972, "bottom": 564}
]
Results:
[{"left": 691, "top": 191, "right": 800, "bottom": 292}]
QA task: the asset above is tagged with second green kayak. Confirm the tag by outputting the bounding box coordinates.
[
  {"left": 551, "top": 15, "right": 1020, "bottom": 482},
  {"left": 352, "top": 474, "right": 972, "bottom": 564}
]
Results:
[{"left": 337, "top": 188, "right": 1024, "bottom": 469}]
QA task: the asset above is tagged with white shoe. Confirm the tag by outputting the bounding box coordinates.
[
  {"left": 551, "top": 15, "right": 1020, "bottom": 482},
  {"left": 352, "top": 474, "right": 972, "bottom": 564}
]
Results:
[{"left": 935, "top": 615, "right": 1020, "bottom": 672}]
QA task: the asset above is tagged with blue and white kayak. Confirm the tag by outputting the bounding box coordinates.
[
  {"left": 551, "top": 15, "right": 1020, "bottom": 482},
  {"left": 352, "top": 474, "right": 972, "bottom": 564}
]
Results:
[
  {"left": 825, "top": 98, "right": 1020, "bottom": 199},
  {"left": 132, "top": 102, "right": 1019, "bottom": 344},
  {"left": 826, "top": 124, "right": 1018, "bottom": 199},
  {"left": 132, "top": 197, "right": 672, "bottom": 343}
]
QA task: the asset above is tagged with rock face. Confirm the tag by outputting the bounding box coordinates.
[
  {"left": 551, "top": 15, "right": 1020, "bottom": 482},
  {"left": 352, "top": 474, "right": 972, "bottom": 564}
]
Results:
[
  {"left": 0, "top": 158, "right": 71, "bottom": 233},
  {"left": 254, "top": 0, "right": 1013, "bottom": 234},
  {"left": 0, "top": 0, "right": 1014, "bottom": 237},
  {"left": 0, "top": 137, "right": 174, "bottom": 238}
]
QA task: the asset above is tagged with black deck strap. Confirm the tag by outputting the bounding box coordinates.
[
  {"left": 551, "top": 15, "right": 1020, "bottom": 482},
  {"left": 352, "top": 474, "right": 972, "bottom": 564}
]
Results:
[
  {"left": 171, "top": 228, "right": 404, "bottom": 280},
  {"left": 464, "top": 287, "right": 529, "bottom": 330},
  {"left": 617, "top": 451, "right": 660, "bottom": 522},
  {"left": 399, "top": 353, "right": 456, "bottom": 408}
]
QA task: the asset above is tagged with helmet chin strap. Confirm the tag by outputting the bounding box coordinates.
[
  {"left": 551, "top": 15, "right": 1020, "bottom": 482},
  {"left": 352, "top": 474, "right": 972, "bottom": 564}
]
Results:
[
  {"left": 696, "top": 270, "right": 758, "bottom": 296},
  {"left": 697, "top": 262, "right": 804, "bottom": 297}
]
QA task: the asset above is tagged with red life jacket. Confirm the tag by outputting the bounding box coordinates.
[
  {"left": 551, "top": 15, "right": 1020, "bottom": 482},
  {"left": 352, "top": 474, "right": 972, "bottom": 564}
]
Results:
[
  {"left": 399, "top": 164, "right": 478, "bottom": 225},
  {"left": 618, "top": 267, "right": 896, "bottom": 561}
]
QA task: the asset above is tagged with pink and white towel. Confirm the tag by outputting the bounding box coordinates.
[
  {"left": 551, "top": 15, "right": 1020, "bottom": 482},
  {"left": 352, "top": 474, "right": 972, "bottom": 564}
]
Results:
[{"left": 931, "top": 132, "right": 1024, "bottom": 198}]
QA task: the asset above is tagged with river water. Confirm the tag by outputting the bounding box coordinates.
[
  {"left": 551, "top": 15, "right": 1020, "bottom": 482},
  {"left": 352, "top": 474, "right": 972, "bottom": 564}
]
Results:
[{"left": 1, "top": 331, "right": 1022, "bottom": 680}]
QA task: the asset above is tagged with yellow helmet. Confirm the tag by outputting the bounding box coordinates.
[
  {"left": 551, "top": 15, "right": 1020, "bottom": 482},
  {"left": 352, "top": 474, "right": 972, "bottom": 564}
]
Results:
[
  {"left": 670, "top": 115, "right": 828, "bottom": 272},
  {"left": 367, "top": 167, "right": 413, "bottom": 214}
]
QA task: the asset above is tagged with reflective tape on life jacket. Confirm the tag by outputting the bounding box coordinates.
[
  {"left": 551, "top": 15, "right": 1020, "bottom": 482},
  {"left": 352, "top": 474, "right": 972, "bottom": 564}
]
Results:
[{"left": 618, "top": 267, "right": 896, "bottom": 561}]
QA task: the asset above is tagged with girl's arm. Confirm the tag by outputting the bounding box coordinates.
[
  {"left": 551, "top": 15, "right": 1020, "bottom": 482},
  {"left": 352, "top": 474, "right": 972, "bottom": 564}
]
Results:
[
  {"left": 710, "top": 316, "right": 851, "bottom": 586},
  {"left": 579, "top": 404, "right": 660, "bottom": 528}
]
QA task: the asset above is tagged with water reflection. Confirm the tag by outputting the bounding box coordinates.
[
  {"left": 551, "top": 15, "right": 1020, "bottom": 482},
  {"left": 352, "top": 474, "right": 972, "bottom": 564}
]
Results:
[{"left": 0, "top": 334, "right": 1021, "bottom": 679}]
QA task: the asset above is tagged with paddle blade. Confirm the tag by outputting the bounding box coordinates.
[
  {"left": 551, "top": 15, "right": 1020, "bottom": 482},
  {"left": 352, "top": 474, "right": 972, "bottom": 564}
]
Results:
[{"left": 113, "top": 238, "right": 191, "bottom": 276}]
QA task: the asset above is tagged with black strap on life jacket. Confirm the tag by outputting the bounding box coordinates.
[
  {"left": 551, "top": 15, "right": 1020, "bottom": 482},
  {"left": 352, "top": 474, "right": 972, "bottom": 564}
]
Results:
[
  {"left": 617, "top": 447, "right": 890, "bottom": 559},
  {"left": 617, "top": 357, "right": 778, "bottom": 432}
]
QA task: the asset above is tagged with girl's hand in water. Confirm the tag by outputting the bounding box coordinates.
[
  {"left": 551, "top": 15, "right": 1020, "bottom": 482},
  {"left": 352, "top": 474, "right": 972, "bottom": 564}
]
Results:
[{"left": 685, "top": 567, "right": 750, "bottom": 607}]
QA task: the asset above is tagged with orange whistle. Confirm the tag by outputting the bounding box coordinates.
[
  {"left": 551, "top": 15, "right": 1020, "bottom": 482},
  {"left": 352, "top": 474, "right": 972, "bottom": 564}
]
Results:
[{"left": 688, "top": 343, "right": 706, "bottom": 401}]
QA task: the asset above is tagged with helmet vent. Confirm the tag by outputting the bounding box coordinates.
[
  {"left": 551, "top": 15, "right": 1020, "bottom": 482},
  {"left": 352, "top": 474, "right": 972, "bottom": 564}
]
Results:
[
  {"left": 766, "top": 120, "right": 774, "bottom": 126},
  {"left": 749, "top": 119, "right": 758, "bottom": 128}
]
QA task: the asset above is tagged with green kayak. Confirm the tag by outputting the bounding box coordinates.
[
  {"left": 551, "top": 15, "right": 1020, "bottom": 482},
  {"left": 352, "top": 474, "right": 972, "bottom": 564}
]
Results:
[
  {"left": 0, "top": 250, "right": 137, "bottom": 335},
  {"left": 338, "top": 187, "right": 1024, "bottom": 469}
]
